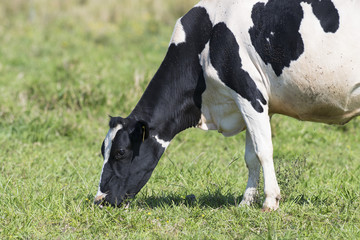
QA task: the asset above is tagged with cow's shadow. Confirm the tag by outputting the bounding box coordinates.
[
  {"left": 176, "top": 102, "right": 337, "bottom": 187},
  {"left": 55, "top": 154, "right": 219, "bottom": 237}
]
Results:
[
  {"left": 133, "top": 192, "right": 249, "bottom": 209},
  {"left": 135, "top": 192, "right": 333, "bottom": 209},
  {"left": 86, "top": 192, "right": 251, "bottom": 209},
  {"left": 87, "top": 191, "right": 331, "bottom": 209}
]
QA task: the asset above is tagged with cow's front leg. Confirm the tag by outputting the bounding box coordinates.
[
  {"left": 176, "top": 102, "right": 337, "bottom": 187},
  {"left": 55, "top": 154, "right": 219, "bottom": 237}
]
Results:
[{"left": 240, "top": 130, "right": 260, "bottom": 206}]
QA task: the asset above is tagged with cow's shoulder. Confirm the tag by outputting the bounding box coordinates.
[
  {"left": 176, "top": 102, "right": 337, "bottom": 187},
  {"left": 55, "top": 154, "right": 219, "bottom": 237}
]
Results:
[{"left": 208, "top": 22, "right": 267, "bottom": 113}]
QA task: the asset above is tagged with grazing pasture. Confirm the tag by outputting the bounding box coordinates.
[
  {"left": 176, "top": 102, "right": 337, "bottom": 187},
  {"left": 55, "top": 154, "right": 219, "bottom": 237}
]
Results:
[{"left": 0, "top": 0, "right": 359, "bottom": 239}]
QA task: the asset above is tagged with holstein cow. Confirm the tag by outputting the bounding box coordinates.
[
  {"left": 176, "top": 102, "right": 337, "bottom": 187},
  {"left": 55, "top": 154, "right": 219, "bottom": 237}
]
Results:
[{"left": 94, "top": 0, "right": 360, "bottom": 210}]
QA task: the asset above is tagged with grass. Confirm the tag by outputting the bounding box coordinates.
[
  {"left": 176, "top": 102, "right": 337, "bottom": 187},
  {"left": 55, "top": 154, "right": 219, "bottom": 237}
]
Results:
[{"left": 0, "top": 0, "right": 359, "bottom": 239}]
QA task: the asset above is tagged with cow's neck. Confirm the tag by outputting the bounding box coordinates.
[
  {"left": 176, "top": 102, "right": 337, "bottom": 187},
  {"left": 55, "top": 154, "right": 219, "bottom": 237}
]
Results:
[
  {"left": 129, "top": 43, "right": 206, "bottom": 142},
  {"left": 130, "top": 7, "right": 213, "bottom": 142}
]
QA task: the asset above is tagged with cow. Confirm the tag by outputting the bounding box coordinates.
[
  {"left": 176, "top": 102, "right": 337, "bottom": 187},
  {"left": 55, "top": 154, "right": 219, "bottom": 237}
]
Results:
[{"left": 94, "top": 0, "right": 360, "bottom": 211}]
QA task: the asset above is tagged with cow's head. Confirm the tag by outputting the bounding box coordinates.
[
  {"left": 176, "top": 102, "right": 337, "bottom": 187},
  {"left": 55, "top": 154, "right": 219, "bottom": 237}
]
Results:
[{"left": 94, "top": 116, "right": 165, "bottom": 207}]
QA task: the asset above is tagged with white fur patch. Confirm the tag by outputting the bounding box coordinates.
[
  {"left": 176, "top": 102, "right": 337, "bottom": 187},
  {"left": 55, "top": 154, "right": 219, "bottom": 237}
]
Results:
[
  {"left": 169, "top": 18, "right": 186, "bottom": 46},
  {"left": 95, "top": 124, "right": 123, "bottom": 201},
  {"left": 103, "top": 124, "right": 123, "bottom": 164},
  {"left": 199, "top": 42, "right": 247, "bottom": 137},
  {"left": 154, "top": 135, "right": 170, "bottom": 149}
]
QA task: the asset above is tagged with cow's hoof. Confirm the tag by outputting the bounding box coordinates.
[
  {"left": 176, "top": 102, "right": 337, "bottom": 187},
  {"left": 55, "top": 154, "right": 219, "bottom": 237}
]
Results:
[
  {"left": 240, "top": 189, "right": 258, "bottom": 207},
  {"left": 239, "top": 199, "right": 252, "bottom": 207},
  {"left": 261, "top": 206, "right": 273, "bottom": 212},
  {"left": 261, "top": 205, "right": 278, "bottom": 212},
  {"left": 262, "top": 195, "right": 281, "bottom": 211}
]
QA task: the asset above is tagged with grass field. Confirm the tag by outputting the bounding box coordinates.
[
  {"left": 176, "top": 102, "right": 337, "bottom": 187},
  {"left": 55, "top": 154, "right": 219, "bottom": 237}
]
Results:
[{"left": 0, "top": 0, "right": 359, "bottom": 239}]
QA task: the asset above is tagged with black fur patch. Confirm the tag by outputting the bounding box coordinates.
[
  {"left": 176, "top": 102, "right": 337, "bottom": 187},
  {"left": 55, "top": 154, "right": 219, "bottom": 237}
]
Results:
[
  {"left": 309, "top": 0, "right": 339, "bottom": 33},
  {"left": 130, "top": 7, "right": 212, "bottom": 140},
  {"left": 210, "top": 22, "right": 267, "bottom": 113},
  {"left": 249, "top": 0, "right": 339, "bottom": 76}
]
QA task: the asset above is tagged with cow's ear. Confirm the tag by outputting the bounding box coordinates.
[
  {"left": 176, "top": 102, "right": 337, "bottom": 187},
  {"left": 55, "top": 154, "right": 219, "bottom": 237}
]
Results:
[
  {"left": 109, "top": 116, "right": 125, "bottom": 128},
  {"left": 136, "top": 120, "right": 149, "bottom": 142}
]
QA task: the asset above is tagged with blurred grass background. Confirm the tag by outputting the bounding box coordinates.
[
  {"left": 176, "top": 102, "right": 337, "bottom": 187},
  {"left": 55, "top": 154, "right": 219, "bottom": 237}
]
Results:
[{"left": 0, "top": 0, "right": 197, "bottom": 143}]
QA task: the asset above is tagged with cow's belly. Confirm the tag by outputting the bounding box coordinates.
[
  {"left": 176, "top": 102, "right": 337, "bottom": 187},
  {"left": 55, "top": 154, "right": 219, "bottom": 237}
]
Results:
[
  {"left": 198, "top": 74, "right": 246, "bottom": 136},
  {"left": 270, "top": 81, "right": 360, "bottom": 125},
  {"left": 269, "top": 56, "right": 360, "bottom": 124}
]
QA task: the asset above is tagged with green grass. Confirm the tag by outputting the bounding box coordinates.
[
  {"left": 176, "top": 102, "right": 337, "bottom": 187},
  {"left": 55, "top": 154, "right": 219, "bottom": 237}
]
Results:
[{"left": 0, "top": 1, "right": 359, "bottom": 239}]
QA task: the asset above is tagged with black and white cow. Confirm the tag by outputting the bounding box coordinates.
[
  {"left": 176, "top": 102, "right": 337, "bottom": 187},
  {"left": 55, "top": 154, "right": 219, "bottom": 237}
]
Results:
[{"left": 94, "top": 0, "right": 360, "bottom": 210}]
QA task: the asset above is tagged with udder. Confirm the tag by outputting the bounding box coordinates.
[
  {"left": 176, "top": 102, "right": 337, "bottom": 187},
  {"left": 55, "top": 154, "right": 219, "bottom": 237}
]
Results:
[{"left": 199, "top": 94, "right": 246, "bottom": 136}]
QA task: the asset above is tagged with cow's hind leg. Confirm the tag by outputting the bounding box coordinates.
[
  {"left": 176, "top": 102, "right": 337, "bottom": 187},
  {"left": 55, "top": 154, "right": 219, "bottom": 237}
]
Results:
[
  {"left": 246, "top": 116, "right": 281, "bottom": 211},
  {"left": 245, "top": 114, "right": 281, "bottom": 211},
  {"left": 235, "top": 98, "right": 281, "bottom": 210},
  {"left": 240, "top": 131, "right": 260, "bottom": 206}
]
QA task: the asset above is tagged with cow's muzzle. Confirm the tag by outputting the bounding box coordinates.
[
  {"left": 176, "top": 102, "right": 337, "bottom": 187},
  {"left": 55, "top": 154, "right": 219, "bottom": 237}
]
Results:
[{"left": 94, "top": 192, "right": 108, "bottom": 209}]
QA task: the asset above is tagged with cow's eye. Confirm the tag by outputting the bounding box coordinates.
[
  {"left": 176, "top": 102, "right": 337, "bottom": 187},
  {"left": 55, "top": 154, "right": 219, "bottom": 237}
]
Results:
[{"left": 115, "top": 149, "right": 126, "bottom": 160}]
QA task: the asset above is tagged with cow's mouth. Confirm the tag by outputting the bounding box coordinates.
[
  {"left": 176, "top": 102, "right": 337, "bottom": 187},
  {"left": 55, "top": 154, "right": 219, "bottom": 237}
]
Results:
[
  {"left": 94, "top": 193, "right": 132, "bottom": 209},
  {"left": 94, "top": 194, "right": 109, "bottom": 209}
]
